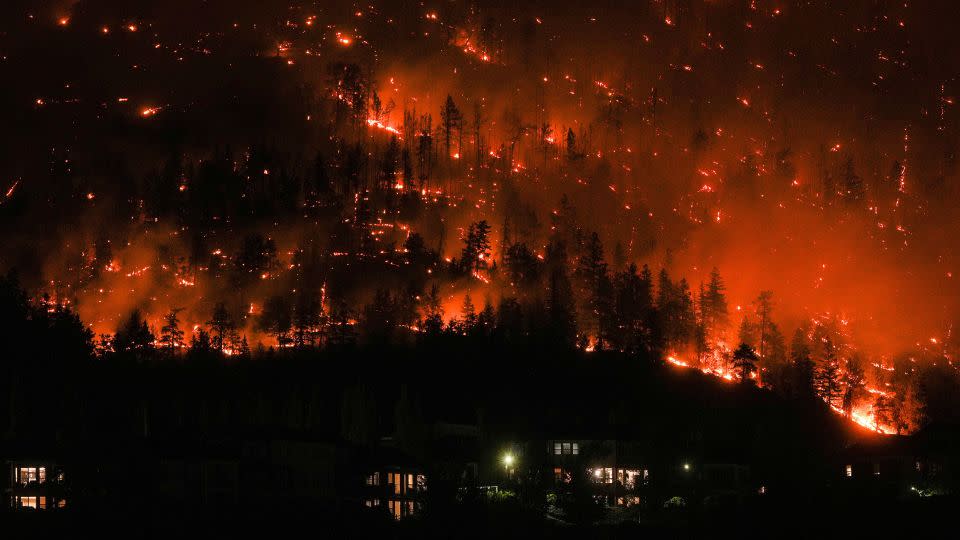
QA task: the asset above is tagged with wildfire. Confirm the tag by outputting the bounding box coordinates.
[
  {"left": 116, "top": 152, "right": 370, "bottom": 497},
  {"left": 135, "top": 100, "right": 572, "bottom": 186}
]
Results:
[
  {"left": 666, "top": 352, "right": 894, "bottom": 433},
  {"left": 4, "top": 180, "right": 19, "bottom": 199},
  {"left": 366, "top": 118, "right": 401, "bottom": 137}
]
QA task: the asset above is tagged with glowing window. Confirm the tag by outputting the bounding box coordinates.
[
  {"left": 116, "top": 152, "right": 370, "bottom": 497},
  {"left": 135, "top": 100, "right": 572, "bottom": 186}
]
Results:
[
  {"left": 388, "top": 499, "right": 401, "bottom": 519},
  {"left": 387, "top": 472, "right": 401, "bottom": 494},
  {"left": 554, "top": 443, "right": 562, "bottom": 455},
  {"left": 366, "top": 472, "right": 380, "bottom": 486},
  {"left": 618, "top": 469, "right": 643, "bottom": 489},
  {"left": 845, "top": 464, "right": 853, "bottom": 478},
  {"left": 572, "top": 443, "right": 579, "bottom": 455},
  {"left": 17, "top": 467, "right": 46, "bottom": 485}
]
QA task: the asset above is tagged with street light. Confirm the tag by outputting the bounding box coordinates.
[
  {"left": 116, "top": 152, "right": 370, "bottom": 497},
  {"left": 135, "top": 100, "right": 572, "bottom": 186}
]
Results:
[
  {"left": 502, "top": 452, "right": 516, "bottom": 482},
  {"left": 683, "top": 462, "right": 691, "bottom": 472}
]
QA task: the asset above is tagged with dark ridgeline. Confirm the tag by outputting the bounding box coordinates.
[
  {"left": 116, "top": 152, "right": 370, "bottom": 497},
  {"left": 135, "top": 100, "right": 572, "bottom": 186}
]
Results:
[{"left": 1, "top": 272, "right": 958, "bottom": 537}]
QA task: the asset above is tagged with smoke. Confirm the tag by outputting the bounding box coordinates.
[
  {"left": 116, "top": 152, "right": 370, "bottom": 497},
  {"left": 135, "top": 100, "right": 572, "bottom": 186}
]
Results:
[{"left": 2, "top": 0, "right": 959, "bottom": 358}]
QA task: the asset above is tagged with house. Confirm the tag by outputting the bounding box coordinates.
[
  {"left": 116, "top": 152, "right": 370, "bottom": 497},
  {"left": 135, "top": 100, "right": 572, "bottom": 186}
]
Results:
[
  {"left": 838, "top": 425, "right": 958, "bottom": 498},
  {"left": 544, "top": 439, "right": 650, "bottom": 507},
  {"left": 6, "top": 459, "right": 67, "bottom": 510},
  {"left": 361, "top": 446, "right": 426, "bottom": 520}
]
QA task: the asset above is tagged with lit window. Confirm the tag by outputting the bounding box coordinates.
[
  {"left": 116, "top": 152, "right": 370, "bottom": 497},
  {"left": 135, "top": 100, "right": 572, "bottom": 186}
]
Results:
[
  {"left": 554, "top": 442, "right": 562, "bottom": 455},
  {"left": 618, "top": 469, "right": 643, "bottom": 489},
  {"left": 386, "top": 472, "right": 401, "bottom": 494},
  {"left": 873, "top": 463, "right": 881, "bottom": 476},
  {"left": 590, "top": 467, "right": 614, "bottom": 484},
  {"left": 18, "top": 496, "right": 38, "bottom": 509},
  {"left": 562, "top": 443, "right": 571, "bottom": 455},
  {"left": 387, "top": 499, "right": 399, "bottom": 519},
  {"left": 845, "top": 464, "right": 853, "bottom": 478},
  {"left": 572, "top": 443, "right": 579, "bottom": 455},
  {"left": 366, "top": 472, "right": 380, "bottom": 486},
  {"left": 406, "top": 473, "right": 414, "bottom": 491},
  {"left": 17, "top": 467, "right": 45, "bottom": 485}
]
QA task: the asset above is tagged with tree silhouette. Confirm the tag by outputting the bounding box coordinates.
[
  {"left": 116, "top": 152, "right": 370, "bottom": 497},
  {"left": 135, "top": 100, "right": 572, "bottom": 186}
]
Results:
[
  {"left": 259, "top": 295, "right": 293, "bottom": 348},
  {"left": 574, "top": 232, "right": 608, "bottom": 347},
  {"left": 815, "top": 338, "right": 843, "bottom": 408},
  {"left": 207, "top": 302, "right": 235, "bottom": 353},
  {"left": 460, "top": 220, "right": 492, "bottom": 275},
  {"left": 158, "top": 308, "right": 185, "bottom": 355},
  {"left": 440, "top": 95, "right": 463, "bottom": 164},
  {"left": 732, "top": 342, "right": 758, "bottom": 383},
  {"left": 113, "top": 309, "right": 155, "bottom": 357}
]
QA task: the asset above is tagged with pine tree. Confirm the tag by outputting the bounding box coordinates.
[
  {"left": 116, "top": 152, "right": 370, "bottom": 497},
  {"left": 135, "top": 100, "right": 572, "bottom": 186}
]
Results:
[
  {"left": 440, "top": 95, "right": 463, "bottom": 163},
  {"left": 732, "top": 342, "right": 758, "bottom": 383},
  {"left": 477, "top": 298, "right": 496, "bottom": 336},
  {"left": 699, "top": 268, "right": 729, "bottom": 343},
  {"left": 380, "top": 136, "right": 401, "bottom": 190},
  {"left": 361, "top": 289, "right": 396, "bottom": 344},
  {"left": 612, "top": 263, "right": 658, "bottom": 354},
  {"left": 815, "top": 337, "right": 843, "bottom": 408},
  {"left": 753, "top": 291, "right": 774, "bottom": 356},
  {"left": 460, "top": 220, "right": 492, "bottom": 274},
  {"left": 472, "top": 100, "right": 486, "bottom": 168},
  {"left": 113, "top": 309, "right": 155, "bottom": 356},
  {"left": 293, "top": 289, "right": 322, "bottom": 348},
  {"left": 842, "top": 353, "right": 867, "bottom": 418},
  {"left": 260, "top": 295, "right": 293, "bottom": 348},
  {"left": 207, "top": 302, "right": 235, "bottom": 353},
  {"left": 460, "top": 294, "right": 477, "bottom": 331},
  {"left": 158, "top": 308, "right": 185, "bottom": 354},
  {"left": 417, "top": 114, "right": 434, "bottom": 189},
  {"left": 189, "top": 328, "right": 213, "bottom": 354},
  {"left": 574, "top": 232, "right": 608, "bottom": 346}
]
